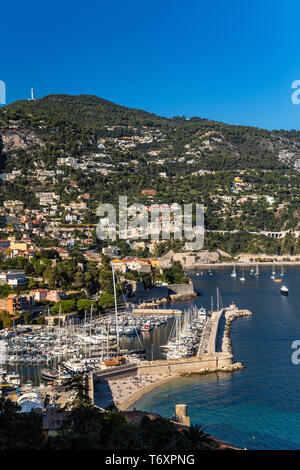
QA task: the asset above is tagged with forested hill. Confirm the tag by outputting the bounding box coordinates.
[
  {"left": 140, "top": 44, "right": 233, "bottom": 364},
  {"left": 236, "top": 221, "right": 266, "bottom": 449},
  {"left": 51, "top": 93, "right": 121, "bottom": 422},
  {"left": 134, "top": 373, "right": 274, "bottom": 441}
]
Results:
[
  {"left": 2, "top": 94, "right": 300, "bottom": 250},
  {"left": 1, "top": 94, "right": 300, "bottom": 172},
  {"left": 0, "top": 94, "right": 169, "bottom": 129}
]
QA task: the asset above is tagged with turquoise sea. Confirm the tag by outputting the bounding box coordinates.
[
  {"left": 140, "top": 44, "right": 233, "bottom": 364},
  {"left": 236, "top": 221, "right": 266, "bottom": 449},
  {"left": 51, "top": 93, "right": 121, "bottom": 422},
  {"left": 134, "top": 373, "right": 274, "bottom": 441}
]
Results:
[{"left": 129, "top": 266, "right": 300, "bottom": 450}]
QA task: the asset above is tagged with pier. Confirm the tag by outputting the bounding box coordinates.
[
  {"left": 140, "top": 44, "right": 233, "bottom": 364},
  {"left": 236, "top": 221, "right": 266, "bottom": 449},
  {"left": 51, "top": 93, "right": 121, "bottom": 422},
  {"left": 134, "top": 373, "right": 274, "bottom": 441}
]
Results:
[{"left": 132, "top": 308, "right": 182, "bottom": 316}]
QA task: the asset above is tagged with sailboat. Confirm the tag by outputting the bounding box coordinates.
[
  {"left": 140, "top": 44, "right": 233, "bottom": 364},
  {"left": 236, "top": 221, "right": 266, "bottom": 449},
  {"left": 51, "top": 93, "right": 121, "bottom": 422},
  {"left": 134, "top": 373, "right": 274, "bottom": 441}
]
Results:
[
  {"left": 271, "top": 263, "right": 276, "bottom": 280},
  {"left": 216, "top": 287, "right": 224, "bottom": 311},
  {"left": 274, "top": 265, "right": 282, "bottom": 282},
  {"left": 280, "top": 265, "right": 284, "bottom": 277},
  {"left": 231, "top": 265, "right": 237, "bottom": 277},
  {"left": 254, "top": 265, "right": 259, "bottom": 276},
  {"left": 240, "top": 269, "right": 245, "bottom": 281}
]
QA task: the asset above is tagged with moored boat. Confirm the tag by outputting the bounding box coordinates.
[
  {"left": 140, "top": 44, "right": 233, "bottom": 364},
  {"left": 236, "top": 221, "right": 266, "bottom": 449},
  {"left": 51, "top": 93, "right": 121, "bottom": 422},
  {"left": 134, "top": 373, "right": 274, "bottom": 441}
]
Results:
[
  {"left": 141, "top": 321, "right": 153, "bottom": 332},
  {"left": 280, "top": 285, "right": 289, "bottom": 296},
  {"left": 6, "top": 371, "right": 21, "bottom": 387},
  {"left": 17, "top": 390, "right": 43, "bottom": 412},
  {"left": 41, "top": 368, "right": 58, "bottom": 381}
]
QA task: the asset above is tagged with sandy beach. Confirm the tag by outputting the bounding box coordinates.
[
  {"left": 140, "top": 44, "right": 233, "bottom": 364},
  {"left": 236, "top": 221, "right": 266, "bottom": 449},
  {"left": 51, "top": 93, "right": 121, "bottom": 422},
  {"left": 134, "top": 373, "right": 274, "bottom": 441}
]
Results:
[{"left": 96, "top": 374, "right": 179, "bottom": 411}]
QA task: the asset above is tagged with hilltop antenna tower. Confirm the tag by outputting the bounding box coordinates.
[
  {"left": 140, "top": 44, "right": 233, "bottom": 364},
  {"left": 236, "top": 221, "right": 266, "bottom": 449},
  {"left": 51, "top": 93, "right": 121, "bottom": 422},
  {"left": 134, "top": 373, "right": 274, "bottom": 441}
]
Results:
[{"left": 30, "top": 88, "right": 35, "bottom": 100}]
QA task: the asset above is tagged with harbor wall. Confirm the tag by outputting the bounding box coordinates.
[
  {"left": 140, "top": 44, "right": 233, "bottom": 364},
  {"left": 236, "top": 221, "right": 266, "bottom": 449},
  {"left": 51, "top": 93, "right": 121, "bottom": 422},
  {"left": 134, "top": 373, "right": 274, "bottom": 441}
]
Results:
[
  {"left": 167, "top": 283, "right": 197, "bottom": 301},
  {"left": 135, "top": 354, "right": 233, "bottom": 376},
  {"left": 86, "top": 372, "right": 95, "bottom": 402},
  {"left": 93, "top": 353, "right": 234, "bottom": 385}
]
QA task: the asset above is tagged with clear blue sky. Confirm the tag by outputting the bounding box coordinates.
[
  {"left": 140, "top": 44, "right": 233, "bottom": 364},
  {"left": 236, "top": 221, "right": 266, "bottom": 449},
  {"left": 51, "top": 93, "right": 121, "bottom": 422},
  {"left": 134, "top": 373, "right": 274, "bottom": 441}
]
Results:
[{"left": 2, "top": 0, "right": 300, "bottom": 130}]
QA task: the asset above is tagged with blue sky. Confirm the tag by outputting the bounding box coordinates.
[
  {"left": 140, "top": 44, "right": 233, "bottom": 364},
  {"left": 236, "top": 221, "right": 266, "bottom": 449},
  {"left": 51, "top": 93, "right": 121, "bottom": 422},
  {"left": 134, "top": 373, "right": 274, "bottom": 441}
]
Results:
[{"left": 1, "top": 0, "right": 300, "bottom": 129}]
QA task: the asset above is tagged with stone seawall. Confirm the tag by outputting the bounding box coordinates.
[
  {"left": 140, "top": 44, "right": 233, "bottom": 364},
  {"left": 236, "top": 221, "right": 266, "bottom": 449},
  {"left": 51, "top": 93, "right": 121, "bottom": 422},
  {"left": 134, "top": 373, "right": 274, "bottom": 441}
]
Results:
[
  {"left": 222, "top": 308, "right": 252, "bottom": 356},
  {"left": 168, "top": 283, "right": 197, "bottom": 301},
  {"left": 136, "top": 354, "right": 233, "bottom": 376},
  {"left": 86, "top": 372, "right": 94, "bottom": 402}
]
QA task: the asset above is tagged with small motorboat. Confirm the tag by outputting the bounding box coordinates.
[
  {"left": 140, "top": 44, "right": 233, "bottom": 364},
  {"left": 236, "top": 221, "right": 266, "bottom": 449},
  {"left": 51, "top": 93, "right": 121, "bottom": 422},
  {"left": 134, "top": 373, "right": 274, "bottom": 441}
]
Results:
[
  {"left": 231, "top": 265, "right": 236, "bottom": 277},
  {"left": 141, "top": 321, "right": 153, "bottom": 332},
  {"left": 280, "top": 285, "right": 289, "bottom": 296},
  {"left": 41, "top": 368, "right": 58, "bottom": 381}
]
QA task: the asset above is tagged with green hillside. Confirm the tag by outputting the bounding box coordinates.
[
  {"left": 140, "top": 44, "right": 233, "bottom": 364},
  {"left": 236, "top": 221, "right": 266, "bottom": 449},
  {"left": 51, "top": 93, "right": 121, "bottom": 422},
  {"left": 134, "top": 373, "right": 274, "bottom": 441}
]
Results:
[{"left": 1, "top": 94, "right": 300, "bottom": 256}]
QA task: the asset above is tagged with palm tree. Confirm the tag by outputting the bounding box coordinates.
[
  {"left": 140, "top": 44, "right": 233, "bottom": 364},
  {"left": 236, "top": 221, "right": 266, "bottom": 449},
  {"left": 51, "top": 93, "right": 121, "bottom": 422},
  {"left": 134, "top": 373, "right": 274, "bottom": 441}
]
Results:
[
  {"left": 64, "top": 374, "right": 91, "bottom": 408},
  {"left": 182, "top": 424, "right": 213, "bottom": 449}
]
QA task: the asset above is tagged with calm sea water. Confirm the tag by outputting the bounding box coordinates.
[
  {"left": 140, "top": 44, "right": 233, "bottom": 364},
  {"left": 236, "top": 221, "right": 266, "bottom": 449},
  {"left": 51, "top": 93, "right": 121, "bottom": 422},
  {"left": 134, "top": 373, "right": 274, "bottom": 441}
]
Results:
[{"left": 129, "top": 266, "right": 300, "bottom": 450}]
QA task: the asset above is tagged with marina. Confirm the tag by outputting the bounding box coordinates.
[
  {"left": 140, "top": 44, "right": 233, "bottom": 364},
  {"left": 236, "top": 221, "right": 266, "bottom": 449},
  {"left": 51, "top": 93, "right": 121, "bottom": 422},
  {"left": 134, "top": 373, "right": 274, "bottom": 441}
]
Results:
[{"left": 0, "top": 263, "right": 296, "bottom": 451}]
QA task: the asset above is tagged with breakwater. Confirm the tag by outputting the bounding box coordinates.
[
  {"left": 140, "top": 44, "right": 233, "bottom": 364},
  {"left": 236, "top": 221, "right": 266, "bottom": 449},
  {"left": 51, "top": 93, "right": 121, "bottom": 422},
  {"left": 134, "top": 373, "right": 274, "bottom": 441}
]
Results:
[{"left": 222, "top": 308, "right": 252, "bottom": 355}]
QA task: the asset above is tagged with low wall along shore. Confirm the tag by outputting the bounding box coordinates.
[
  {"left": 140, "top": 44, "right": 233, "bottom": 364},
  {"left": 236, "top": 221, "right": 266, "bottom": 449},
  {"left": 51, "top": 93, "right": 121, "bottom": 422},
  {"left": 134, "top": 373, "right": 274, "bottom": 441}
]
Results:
[{"left": 136, "top": 354, "right": 232, "bottom": 376}]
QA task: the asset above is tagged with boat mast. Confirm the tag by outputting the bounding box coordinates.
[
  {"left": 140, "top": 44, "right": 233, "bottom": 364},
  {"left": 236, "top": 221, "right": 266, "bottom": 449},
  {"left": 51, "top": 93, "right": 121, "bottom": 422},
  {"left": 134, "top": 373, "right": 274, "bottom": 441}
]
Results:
[
  {"left": 216, "top": 288, "right": 223, "bottom": 310},
  {"left": 112, "top": 265, "right": 119, "bottom": 352},
  {"left": 89, "top": 304, "right": 93, "bottom": 359}
]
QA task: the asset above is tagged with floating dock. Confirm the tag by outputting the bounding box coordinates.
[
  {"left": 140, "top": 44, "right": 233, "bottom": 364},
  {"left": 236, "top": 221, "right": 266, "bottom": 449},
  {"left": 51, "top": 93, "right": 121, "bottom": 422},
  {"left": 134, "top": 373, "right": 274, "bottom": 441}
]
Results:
[{"left": 132, "top": 308, "right": 182, "bottom": 316}]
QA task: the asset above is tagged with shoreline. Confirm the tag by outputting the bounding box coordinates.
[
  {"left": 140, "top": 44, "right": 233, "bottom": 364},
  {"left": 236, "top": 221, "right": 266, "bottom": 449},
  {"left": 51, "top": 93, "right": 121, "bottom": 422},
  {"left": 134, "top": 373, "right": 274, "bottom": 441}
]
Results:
[
  {"left": 186, "top": 261, "right": 300, "bottom": 268},
  {"left": 115, "top": 375, "right": 179, "bottom": 411}
]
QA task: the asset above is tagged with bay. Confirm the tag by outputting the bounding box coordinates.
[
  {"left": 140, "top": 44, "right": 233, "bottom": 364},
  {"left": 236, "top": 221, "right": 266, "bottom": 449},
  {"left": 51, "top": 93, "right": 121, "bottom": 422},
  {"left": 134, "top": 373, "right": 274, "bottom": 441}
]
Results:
[{"left": 129, "top": 265, "right": 300, "bottom": 450}]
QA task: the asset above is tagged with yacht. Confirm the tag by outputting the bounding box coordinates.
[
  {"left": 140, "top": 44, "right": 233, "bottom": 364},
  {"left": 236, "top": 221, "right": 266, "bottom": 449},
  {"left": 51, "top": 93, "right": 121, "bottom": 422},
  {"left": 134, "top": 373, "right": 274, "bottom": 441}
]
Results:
[
  {"left": 63, "top": 359, "right": 90, "bottom": 373},
  {"left": 231, "top": 265, "right": 237, "bottom": 277},
  {"left": 240, "top": 269, "right": 245, "bottom": 281},
  {"left": 41, "top": 368, "right": 58, "bottom": 381},
  {"left": 280, "top": 285, "right": 289, "bottom": 296},
  {"left": 17, "top": 391, "right": 43, "bottom": 412},
  {"left": 23, "top": 380, "right": 34, "bottom": 390},
  {"left": 271, "top": 264, "right": 276, "bottom": 280},
  {"left": 124, "top": 327, "right": 137, "bottom": 336},
  {"left": 6, "top": 371, "right": 21, "bottom": 387},
  {"left": 197, "top": 307, "right": 207, "bottom": 320}
]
